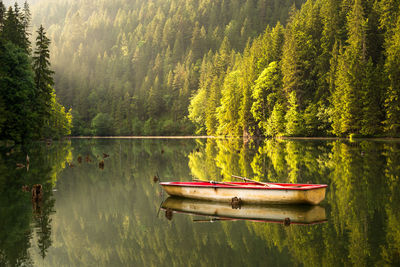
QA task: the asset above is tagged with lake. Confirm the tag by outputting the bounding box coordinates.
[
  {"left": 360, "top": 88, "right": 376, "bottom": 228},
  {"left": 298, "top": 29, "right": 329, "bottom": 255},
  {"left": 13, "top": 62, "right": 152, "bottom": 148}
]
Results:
[{"left": 1, "top": 138, "right": 399, "bottom": 266}]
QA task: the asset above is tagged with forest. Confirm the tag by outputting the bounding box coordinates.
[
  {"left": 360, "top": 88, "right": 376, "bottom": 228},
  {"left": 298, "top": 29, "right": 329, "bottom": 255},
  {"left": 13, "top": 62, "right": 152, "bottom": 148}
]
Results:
[
  {"left": 2, "top": 0, "right": 400, "bottom": 138},
  {"left": 26, "top": 0, "right": 400, "bottom": 138},
  {"left": 29, "top": 0, "right": 304, "bottom": 136},
  {"left": 0, "top": 1, "right": 71, "bottom": 142}
]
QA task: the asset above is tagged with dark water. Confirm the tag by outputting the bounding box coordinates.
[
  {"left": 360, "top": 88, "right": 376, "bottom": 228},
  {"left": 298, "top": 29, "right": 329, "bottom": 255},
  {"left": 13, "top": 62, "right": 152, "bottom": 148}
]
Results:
[{"left": 1, "top": 138, "right": 400, "bottom": 266}]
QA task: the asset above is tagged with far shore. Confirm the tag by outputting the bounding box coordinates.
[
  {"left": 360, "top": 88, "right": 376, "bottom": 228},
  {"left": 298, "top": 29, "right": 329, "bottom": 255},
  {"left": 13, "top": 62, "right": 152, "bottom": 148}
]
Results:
[
  {"left": 69, "top": 135, "right": 229, "bottom": 139},
  {"left": 67, "top": 136, "right": 400, "bottom": 141}
]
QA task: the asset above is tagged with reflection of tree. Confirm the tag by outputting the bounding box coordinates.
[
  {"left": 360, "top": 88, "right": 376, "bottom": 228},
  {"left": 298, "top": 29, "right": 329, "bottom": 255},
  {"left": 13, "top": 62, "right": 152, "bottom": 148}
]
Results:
[
  {"left": 188, "top": 139, "right": 221, "bottom": 180},
  {"left": 0, "top": 152, "right": 33, "bottom": 266},
  {"left": 0, "top": 141, "right": 70, "bottom": 265},
  {"left": 188, "top": 138, "right": 400, "bottom": 266},
  {"left": 33, "top": 185, "right": 56, "bottom": 259},
  {"left": 380, "top": 144, "right": 400, "bottom": 265}
]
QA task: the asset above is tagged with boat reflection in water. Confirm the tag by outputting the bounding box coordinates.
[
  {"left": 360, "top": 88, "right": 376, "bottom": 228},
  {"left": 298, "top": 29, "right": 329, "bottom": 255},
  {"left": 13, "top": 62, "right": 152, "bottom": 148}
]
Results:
[{"left": 161, "top": 197, "right": 327, "bottom": 225}]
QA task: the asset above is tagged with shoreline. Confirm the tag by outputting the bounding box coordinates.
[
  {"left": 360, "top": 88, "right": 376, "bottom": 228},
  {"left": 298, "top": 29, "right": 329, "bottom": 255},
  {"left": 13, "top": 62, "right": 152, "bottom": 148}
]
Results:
[{"left": 67, "top": 136, "right": 400, "bottom": 141}]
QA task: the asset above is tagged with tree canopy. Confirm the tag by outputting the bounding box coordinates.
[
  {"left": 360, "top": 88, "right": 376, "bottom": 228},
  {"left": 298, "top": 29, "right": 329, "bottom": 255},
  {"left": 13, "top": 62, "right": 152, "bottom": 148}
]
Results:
[{"left": 0, "top": 1, "right": 71, "bottom": 142}]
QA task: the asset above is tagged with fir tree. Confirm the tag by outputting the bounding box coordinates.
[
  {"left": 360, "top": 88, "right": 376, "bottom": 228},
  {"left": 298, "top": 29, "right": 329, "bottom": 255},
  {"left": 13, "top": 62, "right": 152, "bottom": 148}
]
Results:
[
  {"left": 21, "top": 0, "right": 30, "bottom": 50},
  {"left": 384, "top": 12, "right": 400, "bottom": 136},
  {"left": 0, "top": 1, "right": 5, "bottom": 31},
  {"left": 332, "top": 0, "right": 368, "bottom": 136},
  {"left": 250, "top": 61, "right": 282, "bottom": 135},
  {"left": 32, "top": 25, "right": 54, "bottom": 132},
  {"left": 0, "top": 39, "right": 37, "bottom": 141},
  {"left": 217, "top": 70, "right": 242, "bottom": 136},
  {"left": 360, "top": 58, "right": 382, "bottom": 136},
  {"left": 285, "top": 91, "right": 304, "bottom": 136},
  {"left": 266, "top": 102, "right": 286, "bottom": 137}
]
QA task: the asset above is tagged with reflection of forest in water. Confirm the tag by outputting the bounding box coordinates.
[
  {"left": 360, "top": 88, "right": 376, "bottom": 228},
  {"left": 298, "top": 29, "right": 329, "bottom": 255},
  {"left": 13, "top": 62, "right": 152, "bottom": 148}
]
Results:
[
  {"left": 1, "top": 138, "right": 400, "bottom": 266},
  {"left": 0, "top": 141, "right": 71, "bottom": 266}
]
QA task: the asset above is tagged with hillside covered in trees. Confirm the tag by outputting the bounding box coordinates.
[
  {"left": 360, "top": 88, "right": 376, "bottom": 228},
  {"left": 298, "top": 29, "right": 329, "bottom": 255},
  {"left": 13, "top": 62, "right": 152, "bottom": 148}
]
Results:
[
  {"left": 188, "top": 0, "right": 400, "bottom": 138},
  {"left": 30, "top": 0, "right": 304, "bottom": 136},
  {"left": 29, "top": 0, "right": 400, "bottom": 137},
  {"left": 0, "top": 1, "right": 71, "bottom": 142}
]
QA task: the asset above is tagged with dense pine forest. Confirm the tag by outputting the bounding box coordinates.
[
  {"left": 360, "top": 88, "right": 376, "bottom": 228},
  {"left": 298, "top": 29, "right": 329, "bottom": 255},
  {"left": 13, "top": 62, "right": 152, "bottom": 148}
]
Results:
[
  {"left": 29, "top": 0, "right": 305, "bottom": 136},
  {"left": 2, "top": 0, "right": 400, "bottom": 138},
  {"left": 0, "top": 1, "right": 71, "bottom": 142},
  {"left": 189, "top": 0, "right": 400, "bottom": 138}
]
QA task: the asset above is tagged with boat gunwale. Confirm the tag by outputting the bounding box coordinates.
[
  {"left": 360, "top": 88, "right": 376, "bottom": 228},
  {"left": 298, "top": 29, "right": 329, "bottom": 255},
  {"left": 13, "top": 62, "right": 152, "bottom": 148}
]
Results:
[{"left": 159, "top": 181, "right": 328, "bottom": 190}]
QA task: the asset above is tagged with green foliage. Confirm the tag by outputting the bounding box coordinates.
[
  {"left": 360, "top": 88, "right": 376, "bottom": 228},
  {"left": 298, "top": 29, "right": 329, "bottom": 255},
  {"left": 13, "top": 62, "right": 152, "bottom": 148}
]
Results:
[
  {"left": 91, "top": 113, "right": 114, "bottom": 136},
  {"left": 1, "top": 3, "right": 30, "bottom": 52},
  {"left": 285, "top": 91, "right": 304, "bottom": 136},
  {"left": 42, "top": 90, "right": 72, "bottom": 139},
  {"left": 0, "top": 2, "right": 70, "bottom": 142},
  {"left": 32, "top": 25, "right": 54, "bottom": 134},
  {"left": 20, "top": 0, "right": 400, "bottom": 137},
  {"left": 384, "top": 11, "right": 400, "bottom": 136},
  {"left": 251, "top": 61, "right": 282, "bottom": 135},
  {"left": 30, "top": 0, "right": 304, "bottom": 136},
  {"left": 303, "top": 102, "right": 331, "bottom": 136},
  {"left": 0, "top": 40, "right": 37, "bottom": 142},
  {"left": 188, "top": 87, "right": 207, "bottom": 134},
  {"left": 266, "top": 103, "right": 286, "bottom": 137},
  {"left": 332, "top": 0, "right": 383, "bottom": 137},
  {"left": 217, "top": 70, "right": 242, "bottom": 136}
]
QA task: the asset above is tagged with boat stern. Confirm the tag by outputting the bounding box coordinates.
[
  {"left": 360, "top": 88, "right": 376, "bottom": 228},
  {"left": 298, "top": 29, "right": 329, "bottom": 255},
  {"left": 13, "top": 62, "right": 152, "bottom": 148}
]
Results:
[{"left": 304, "top": 187, "right": 326, "bottom": 205}]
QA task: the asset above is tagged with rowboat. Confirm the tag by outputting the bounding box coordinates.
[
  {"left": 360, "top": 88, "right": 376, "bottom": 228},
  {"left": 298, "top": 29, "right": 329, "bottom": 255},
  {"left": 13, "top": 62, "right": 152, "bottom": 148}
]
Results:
[
  {"left": 160, "top": 180, "right": 327, "bottom": 205},
  {"left": 161, "top": 197, "right": 327, "bottom": 225}
]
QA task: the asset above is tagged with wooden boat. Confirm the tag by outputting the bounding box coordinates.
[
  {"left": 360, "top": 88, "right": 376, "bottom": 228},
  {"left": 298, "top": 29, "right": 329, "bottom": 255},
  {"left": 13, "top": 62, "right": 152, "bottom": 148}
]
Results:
[
  {"left": 161, "top": 197, "right": 327, "bottom": 225},
  {"left": 160, "top": 180, "right": 327, "bottom": 205}
]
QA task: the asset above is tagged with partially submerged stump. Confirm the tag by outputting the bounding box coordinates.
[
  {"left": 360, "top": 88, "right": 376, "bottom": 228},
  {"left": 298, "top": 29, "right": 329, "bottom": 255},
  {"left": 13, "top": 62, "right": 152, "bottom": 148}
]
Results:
[
  {"left": 165, "top": 208, "right": 173, "bottom": 220},
  {"left": 31, "top": 184, "right": 43, "bottom": 203}
]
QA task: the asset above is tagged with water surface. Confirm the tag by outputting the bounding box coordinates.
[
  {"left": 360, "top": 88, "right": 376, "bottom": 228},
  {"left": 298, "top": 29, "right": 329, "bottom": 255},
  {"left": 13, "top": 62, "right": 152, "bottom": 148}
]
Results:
[{"left": 1, "top": 138, "right": 399, "bottom": 266}]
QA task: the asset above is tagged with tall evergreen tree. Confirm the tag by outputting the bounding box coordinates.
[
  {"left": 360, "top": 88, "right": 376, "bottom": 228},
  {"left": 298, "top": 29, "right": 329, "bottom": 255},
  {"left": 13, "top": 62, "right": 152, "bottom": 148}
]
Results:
[
  {"left": 384, "top": 12, "right": 400, "bottom": 136},
  {"left": 250, "top": 61, "right": 282, "bottom": 135},
  {"left": 217, "top": 70, "right": 242, "bottom": 136},
  {"left": 360, "top": 58, "right": 382, "bottom": 136},
  {"left": 332, "top": 0, "right": 368, "bottom": 136},
  {"left": 32, "top": 25, "right": 54, "bottom": 131},
  {"left": 0, "top": 39, "right": 37, "bottom": 141},
  {"left": 21, "top": 1, "right": 31, "bottom": 49},
  {"left": 285, "top": 91, "right": 304, "bottom": 136},
  {"left": 1, "top": 4, "right": 29, "bottom": 51},
  {"left": 0, "top": 1, "right": 5, "bottom": 31}
]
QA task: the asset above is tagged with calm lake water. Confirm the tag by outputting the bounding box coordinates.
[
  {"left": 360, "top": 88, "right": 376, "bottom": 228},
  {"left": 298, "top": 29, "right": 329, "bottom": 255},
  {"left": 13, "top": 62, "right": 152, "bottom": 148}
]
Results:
[{"left": 1, "top": 138, "right": 400, "bottom": 266}]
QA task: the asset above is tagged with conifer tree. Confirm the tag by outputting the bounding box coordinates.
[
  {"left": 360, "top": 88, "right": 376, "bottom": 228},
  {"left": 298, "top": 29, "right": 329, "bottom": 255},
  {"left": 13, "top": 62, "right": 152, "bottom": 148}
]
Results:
[
  {"left": 21, "top": 1, "right": 30, "bottom": 50},
  {"left": 0, "top": 39, "right": 37, "bottom": 141},
  {"left": 384, "top": 12, "right": 400, "bottom": 136},
  {"left": 2, "top": 7, "right": 19, "bottom": 45},
  {"left": 266, "top": 103, "right": 286, "bottom": 137},
  {"left": 360, "top": 58, "right": 382, "bottom": 136},
  {"left": 217, "top": 70, "right": 242, "bottom": 136},
  {"left": 379, "top": 0, "right": 400, "bottom": 37},
  {"left": 32, "top": 25, "right": 54, "bottom": 129},
  {"left": 332, "top": 0, "right": 368, "bottom": 136},
  {"left": 285, "top": 91, "right": 304, "bottom": 136},
  {"left": 0, "top": 1, "right": 5, "bottom": 31},
  {"left": 251, "top": 61, "right": 282, "bottom": 135}
]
